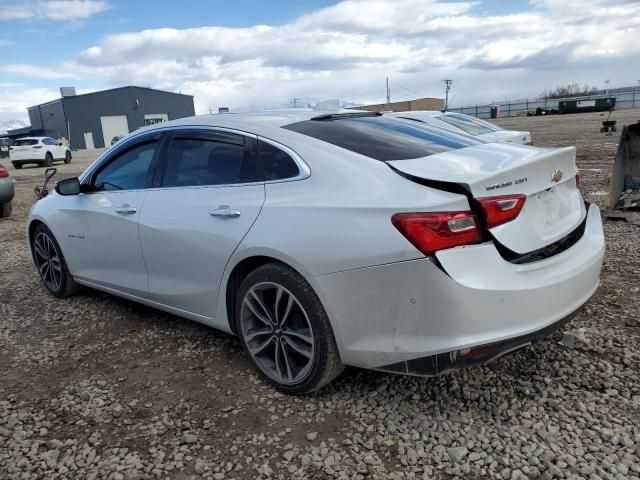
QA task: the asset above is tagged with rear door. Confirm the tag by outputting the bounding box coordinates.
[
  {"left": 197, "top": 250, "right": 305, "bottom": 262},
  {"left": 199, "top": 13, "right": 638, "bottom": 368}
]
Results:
[{"left": 138, "top": 128, "right": 265, "bottom": 317}]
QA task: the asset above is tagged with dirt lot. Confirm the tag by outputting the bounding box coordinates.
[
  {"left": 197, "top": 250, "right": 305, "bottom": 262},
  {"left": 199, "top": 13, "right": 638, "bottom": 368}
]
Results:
[{"left": 1, "top": 110, "right": 640, "bottom": 480}]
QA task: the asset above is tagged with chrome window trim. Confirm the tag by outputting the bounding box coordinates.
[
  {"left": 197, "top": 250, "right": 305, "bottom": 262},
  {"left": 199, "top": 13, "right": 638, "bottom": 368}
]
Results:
[
  {"left": 257, "top": 136, "right": 311, "bottom": 183},
  {"left": 79, "top": 125, "right": 259, "bottom": 183},
  {"left": 79, "top": 125, "right": 311, "bottom": 189}
]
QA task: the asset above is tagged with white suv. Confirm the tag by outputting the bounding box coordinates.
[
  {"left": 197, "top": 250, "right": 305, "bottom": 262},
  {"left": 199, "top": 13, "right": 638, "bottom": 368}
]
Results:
[{"left": 10, "top": 137, "right": 72, "bottom": 169}]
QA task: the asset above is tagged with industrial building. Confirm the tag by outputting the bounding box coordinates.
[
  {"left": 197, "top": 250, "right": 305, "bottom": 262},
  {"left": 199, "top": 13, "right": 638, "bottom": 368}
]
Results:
[
  {"left": 7, "top": 86, "right": 195, "bottom": 149},
  {"left": 350, "top": 97, "right": 444, "bottom": 113}
]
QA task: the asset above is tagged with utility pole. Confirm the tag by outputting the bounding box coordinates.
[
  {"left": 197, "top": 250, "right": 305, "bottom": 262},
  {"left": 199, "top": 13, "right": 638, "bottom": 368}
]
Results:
[
  {"left": 386, "top": 77, "right": 390, "bottom": 108},
  {"left": 443, "top": 79, "right": 453, "bottom": 111}
]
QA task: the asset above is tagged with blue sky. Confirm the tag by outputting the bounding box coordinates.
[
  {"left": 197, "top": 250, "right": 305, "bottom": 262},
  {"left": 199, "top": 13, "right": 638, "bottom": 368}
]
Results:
[{"left": 0, "top": 0, "right": 638, "bottom": 124}]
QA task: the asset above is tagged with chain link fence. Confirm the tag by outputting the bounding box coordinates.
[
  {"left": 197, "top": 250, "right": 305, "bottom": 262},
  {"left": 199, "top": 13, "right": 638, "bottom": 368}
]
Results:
[{"left": 448, "top": 87, "right": 640, "bottom": 119}]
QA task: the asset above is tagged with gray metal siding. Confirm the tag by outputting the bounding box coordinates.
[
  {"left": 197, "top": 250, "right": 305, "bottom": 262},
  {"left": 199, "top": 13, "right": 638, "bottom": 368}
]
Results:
[
  {"left": 63, "top": 87, "right": 195, "bottom": 149},
  {"left": 38, "top": 100, "right": 67, "bottom": 139}
]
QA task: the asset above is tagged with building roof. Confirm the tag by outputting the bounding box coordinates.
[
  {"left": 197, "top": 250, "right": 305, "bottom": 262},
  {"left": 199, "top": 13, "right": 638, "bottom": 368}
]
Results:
[{"left": 27, "top": 85, "right": 193, "bottom": 110}]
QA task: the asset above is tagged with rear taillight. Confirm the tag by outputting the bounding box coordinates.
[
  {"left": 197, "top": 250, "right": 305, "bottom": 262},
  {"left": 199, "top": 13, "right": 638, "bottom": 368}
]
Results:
[
  {"left": 0, "top": 166, "right": 8, "bottom": 178},
  {"left": 575, "top": 170, "right": 581, "bottom": 188},
  {"left": 478, "top": 194, "right": 526, "bottom": 229},
  {"left": 391, "top": 211, "right": 482, "bottom": 256},
  {"left": 33, "top": 145, "right": 43, "bottom": 149}
]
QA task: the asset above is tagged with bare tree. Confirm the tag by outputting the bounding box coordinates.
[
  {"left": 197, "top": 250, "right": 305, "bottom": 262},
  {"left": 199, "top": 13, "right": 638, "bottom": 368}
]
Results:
[{"left": 541, "top": 83, "right": 597, "bottom": 99}]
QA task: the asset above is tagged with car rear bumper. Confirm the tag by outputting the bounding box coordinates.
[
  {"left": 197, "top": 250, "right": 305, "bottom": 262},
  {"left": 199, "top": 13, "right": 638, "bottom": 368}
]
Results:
[
  {"left": 0, "top": 178, "right": 15, "bottom": 203},
  {"left": 312, "top": 204, "right": 604, "bottom": 371},
  {"left": 375, "top": 304, "right": 581, "bottom": 375}
]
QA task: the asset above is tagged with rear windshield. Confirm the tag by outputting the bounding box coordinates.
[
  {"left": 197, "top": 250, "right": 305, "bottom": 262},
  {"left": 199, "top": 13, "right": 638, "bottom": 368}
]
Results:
[
  {"left": 282, "top": 116, "right": 483, "bottom": 161},
  {"left": 14, "top": 139, "right": 38, "bottom": 146},
  {"left": 435, "top": 113, "right": 502, "bottom": 135}
]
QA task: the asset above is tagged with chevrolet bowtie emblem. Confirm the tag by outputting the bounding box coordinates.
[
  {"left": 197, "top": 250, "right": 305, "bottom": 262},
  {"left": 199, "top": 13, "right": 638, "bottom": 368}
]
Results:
[{"left": 551, "top": 169, "right": 563, "bottom": 183}]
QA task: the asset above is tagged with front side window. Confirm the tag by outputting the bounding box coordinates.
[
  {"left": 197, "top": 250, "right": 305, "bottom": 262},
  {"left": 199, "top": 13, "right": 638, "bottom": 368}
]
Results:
[
  {"left": 258, "top": 140, "right": 300, "bottom": 180},
  {"left": 436, "top": 113, "right": 502, "bottom": 135},
  {"left": 163, "top": 136, "right": 261, "bottom": 187},
  {"left": 93, "top": 141, "right": 157, "bottom": 191},
  {"left": 283, "top": 116, "right": 482, "bottom": 161}
]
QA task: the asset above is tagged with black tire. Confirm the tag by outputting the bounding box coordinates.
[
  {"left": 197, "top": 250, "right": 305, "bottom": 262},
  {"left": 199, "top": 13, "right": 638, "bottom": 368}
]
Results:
[
  {"left": 43, "top": 152, "right": 53, "bottom": 167},
  {"left": 31, "top": 224, "right": 80, "bottom": 297},
  {"left": 235, "top": 263, "right": 344, "bottom": 394},
  {"left": 0, "top": 202, "right": 11, "bottom": 218},
  {"left": 12, "top": 162, "right": 22, "bottom": 169},
  {"left": 64, "top": 150, "right": 72, "bottom": 164}
]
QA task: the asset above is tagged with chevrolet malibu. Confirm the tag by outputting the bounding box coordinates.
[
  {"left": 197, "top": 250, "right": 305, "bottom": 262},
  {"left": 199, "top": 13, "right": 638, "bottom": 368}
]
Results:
[{"left": 27, "top": 110, "right": 604, "bottom": 394}]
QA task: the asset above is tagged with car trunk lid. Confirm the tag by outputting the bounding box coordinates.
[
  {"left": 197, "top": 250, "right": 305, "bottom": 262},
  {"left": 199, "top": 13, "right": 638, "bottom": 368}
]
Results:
[{"left": 387, "top": 143, "right": 585, "bottom": 254}]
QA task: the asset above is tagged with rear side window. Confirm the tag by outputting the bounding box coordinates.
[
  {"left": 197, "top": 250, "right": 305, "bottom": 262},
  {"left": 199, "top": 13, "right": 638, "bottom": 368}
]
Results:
[
  {"left": 258, "top": 140, "right": 300, "bottom": 180},
  {"left": 282, "top": 116, "right": 482, "bottom": 161},
  {"left": 14, "top": 139, "right": 38, "bottom": 146},
  {"left": 163, "top": 136, "right": 261, "bottom": 187},
  {"left": 94, "top": 141, "right": 157, "bottom": 191},
  {"left": 436, "top": 113, "right": 502, "bottom": 135}
]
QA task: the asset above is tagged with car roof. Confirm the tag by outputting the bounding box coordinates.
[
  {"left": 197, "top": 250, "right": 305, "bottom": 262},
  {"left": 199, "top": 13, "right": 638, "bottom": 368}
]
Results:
[{"left": 140, "top": 108, "right": 376, "bottom": 135}]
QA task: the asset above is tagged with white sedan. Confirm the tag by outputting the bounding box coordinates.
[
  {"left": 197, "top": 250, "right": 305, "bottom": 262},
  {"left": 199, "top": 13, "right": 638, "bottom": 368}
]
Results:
[
  {"left": 27, "top": 109, "right": 604, "bottom": 394},
  {"left": 10, "top": 137, "right": 72, "bottom": 169},
  {"left": 390, "top": 111, "right": 532, "bottom": 145}
]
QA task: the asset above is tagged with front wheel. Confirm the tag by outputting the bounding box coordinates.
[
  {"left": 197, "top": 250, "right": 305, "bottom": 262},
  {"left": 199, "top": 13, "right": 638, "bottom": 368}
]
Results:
[
  {"left": 235, "top": 263, "right": 344, "bottom": 394},
  {"left": 32, "top": 224, "right": 80, "bottom": 297},
  {"left": 64, "top": 150, "right": 72, "bottom": 164},
  {"left": 12, "top": 162, "right": 22, "bottom": 169}
]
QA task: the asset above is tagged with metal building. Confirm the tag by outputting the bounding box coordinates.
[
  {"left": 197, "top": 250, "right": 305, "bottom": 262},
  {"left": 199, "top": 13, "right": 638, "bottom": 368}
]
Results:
[
  {"left": 348, "top": 97, "right": 444, "bottom": 113},
  {"left": 7, "top": 86, "right": 195, "bottom": 149}
]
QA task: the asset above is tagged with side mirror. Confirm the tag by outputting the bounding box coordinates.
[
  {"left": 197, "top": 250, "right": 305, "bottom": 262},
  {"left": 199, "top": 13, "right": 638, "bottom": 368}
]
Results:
[
  {"left": 55, "top": 177, "right": 81, "bottom": 196},
  {"left": 58, "top": 142, "right": 63, "bottom": 146}
]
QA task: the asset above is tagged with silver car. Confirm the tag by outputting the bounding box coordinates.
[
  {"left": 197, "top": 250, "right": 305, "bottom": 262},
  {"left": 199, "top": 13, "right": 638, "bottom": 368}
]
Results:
[{"left": 27, "top": 109, "right": 603, "bottom": 393}]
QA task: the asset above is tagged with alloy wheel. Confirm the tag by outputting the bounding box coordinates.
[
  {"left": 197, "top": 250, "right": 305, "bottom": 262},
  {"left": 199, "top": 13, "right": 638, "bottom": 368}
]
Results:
[
  {"left": 240, "top": 282, "right": 315, "bottom": 384},
  {"left": 33, "top": 232, "right": 62, "bottom": 292}
]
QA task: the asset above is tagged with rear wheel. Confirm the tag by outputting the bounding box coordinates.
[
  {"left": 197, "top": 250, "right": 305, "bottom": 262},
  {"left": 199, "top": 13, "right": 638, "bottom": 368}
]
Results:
[
  {"left": 64, "top": 150, "right": 72, "bottom": 164},
  {"left": 43, "top": 152, "right": 53, "bottom": 167},
  {"left": 0, "top": 202, "right": 11, "bottom": 218},
  {"left": 235, "top": 263, "right": 343, "bottom": 394},
  {"left": 12, "top": 162, "right": 22, "bottom": 169},
  {"left": 32, "top": 224, "right": 79, "bottom": 297}
]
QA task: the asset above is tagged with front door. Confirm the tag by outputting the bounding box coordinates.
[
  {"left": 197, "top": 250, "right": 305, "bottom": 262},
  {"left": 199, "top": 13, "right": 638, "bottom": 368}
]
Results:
[
  {"left": 139, "top": 129, "right": 265, "bottom": 317},
  {"left": 59, "top": 138, "right": 160, "bottom": 296}
]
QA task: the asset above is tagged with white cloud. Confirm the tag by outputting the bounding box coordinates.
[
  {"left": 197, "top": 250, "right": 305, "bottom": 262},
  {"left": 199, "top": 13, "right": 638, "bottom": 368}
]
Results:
[
  {"left": 0, "top": 87, "right": 60, "bottom": 122},
  {"left": 0, "top": 64, "right": 74, "bottom": 79},
  {"left": 1, "top": 0, "right": 639, "bottom": 120},
  {"left": 0, "top": 1, "right": 110, "bottom": 21}
]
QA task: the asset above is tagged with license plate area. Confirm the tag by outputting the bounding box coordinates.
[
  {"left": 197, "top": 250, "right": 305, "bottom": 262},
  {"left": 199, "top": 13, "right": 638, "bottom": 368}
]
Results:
[{"left": 537, "top": 187, "right": 561, "bottom": 225}]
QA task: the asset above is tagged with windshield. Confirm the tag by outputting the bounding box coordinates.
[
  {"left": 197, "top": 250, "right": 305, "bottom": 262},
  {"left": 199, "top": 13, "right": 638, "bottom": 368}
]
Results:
[
  {"left": 283, "top": 116, "right": 483, "bottom": 161},
  {"left": 436, "top": 113, "right": 502, "bottom": 135}
]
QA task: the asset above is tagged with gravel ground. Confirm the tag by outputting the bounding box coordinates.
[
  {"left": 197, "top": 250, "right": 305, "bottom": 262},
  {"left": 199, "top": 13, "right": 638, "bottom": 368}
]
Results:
[{"left": 1, "top": 110, "right": 640, "bottom": 480}]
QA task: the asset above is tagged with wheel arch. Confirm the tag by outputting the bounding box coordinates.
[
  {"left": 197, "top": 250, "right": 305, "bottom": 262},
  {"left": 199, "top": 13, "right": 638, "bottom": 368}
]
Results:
[
  {"left": 222, "top": 251, "right": 329, "bottom": 337},
  {"left": 27, "top": 218, "right": 46, "bottom": 256}
]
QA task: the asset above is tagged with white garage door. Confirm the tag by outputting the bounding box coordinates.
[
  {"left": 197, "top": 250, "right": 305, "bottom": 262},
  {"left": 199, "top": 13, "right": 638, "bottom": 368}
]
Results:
[{"left": 100, "top": 115, "right": 129, "bottom": 147}]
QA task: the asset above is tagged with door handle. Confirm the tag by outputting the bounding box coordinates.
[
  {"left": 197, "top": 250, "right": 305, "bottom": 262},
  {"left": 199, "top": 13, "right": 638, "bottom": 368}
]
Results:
[
  {"left": 115, "top": 204, "right": 137, "bottom": 215},
  {"left": 210, "top": 205, "right": 241, "bottom": 218}
]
